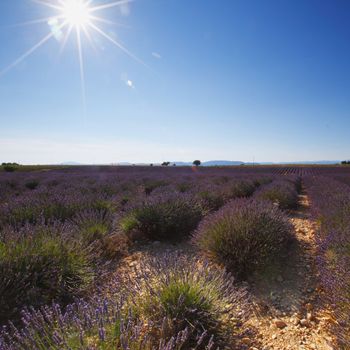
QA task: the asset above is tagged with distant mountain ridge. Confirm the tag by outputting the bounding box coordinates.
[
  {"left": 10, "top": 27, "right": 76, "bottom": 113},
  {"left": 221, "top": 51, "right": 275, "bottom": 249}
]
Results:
[
  {"left": 202, "top": 160, "right": 244, "bottom": 166},
  {"left": 60, "top": 161, "right": 82, "bottom": 165},
  {"left": 166, "top": 160, "right": 341, "bottom": 166},
  {"left": 60, "top": 160, "right": 342, "bottom": 166},
  {"left": 171, "top": 160, "right": 244, "bottom": 166}
]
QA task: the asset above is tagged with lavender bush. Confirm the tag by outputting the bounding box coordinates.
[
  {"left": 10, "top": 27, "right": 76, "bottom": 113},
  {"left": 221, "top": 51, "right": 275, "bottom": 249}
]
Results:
[
  {"left": 196, "top": 185, "right": 226, "bottom": 212},
  {"left": 224, "top": 180, "right": 256, "bottom": 200},
  {"left": 306, "top": 176, "right": 350, "bottom": 348},
  {"left": 24, "top": 179, "right": 39, "bottom": 190},
  {"left": 129, "top": 254, "right": 247, "bottom": 348},
  {"left": 0, "top": 224, "right": 94, "bottom": 324},
  {"left": 120, "top": 193, "right": 204, "bottom": 241},
  {"left": 254, "top": 178, "right": 299, "bottom": 210},
  {"left": 0, "top": 301, "right": 217, "bottom": 350},
  {"left": 193, "top": 198, "right": 293, "bottom": 278},
  {"left": 70, "top": 209, "right": 114, "bottom": 245},
  {"left": 0, "top": 254, "right": 246, "bottom": 349}
]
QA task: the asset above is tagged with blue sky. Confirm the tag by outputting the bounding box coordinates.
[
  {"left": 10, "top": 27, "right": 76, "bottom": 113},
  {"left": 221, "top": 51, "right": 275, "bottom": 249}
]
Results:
[{"left": 1, "top": 0, "right": 350, "bottom": 164}]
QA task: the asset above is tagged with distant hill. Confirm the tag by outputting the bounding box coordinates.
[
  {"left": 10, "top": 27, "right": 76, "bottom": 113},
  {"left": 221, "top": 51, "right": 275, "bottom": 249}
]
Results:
[
  {"left": 59, "top": 160, "right": 342, "bottom": 166},
  {"left": 170, "top": 160, "right": 244, "bottom": 166},
  {"left": 60, "top": 161, "right": 82, "bottom": 165},
  {"left": 202, "top": 160, "right": 244, "bottom": 166},
  {"left": 273, "top": 160, "right": 341, "bottom": 165},
  {"left": 172, "top": 160, "right": 341, "bottom": 166}
]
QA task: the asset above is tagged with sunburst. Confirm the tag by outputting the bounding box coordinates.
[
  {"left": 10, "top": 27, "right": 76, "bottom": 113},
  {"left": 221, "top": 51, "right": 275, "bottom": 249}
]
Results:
[{"left": 0, "top": 0, "right": 146, "bottom": 109}]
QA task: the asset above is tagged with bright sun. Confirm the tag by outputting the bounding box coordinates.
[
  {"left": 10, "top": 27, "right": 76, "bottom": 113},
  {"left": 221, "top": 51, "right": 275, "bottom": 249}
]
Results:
[
  {"left": 62, "top": 0, "right": 91, "bottom": 27},
  {"left": 0, "top": 0, "right": 146, "bottom": 110}
]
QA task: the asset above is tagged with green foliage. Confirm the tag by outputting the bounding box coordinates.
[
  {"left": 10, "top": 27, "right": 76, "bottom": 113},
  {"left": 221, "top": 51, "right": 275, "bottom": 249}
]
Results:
[
  {"left": 131, "top": 255, "right": 243, "bottom": 348},
  {"left": 25, "top": 179, "right": 39, "bottom": 190},
  {"left": 3, "top": 166, "right": 16, "bottom": 172},
  {"left": 253, "top": 177, "right": 273, "bottom": 187},
  {"left": 142, "top": 179, "right": 168, "bottom": 195},
  {"left": 82, "top": 222, "right": 110, "bottom": 242},
  {"left": 197, "top": 189, "right": 225, "bottom": 211},
  {"left": 176, "top": 181, "right": 193, "bottom": 192},
  {"left": 1, "top": 296, "right": 209, "bottom": 350},
  {"left": 1, "top": 163, "right": 20, "bottom": 172},
  {"left": 226, "top": 180, "right": 256, "bottom": 199},
  {"left": 3, "top": 197, "right": 116, "bottom": 229},
  {"left": 90, "top": 199, "right": 115, "bottom": 215},
  {"left": 120, "top": 195, "right": 203, "bottom": 241},
  {"left": 120, "top": 215, "right": 139, "bottom": 232},
  {"left": 71, "top": 209, "right": 113, "bottom": 245},
  {"left": 0, "top": 230, "right": 94, "bottom": 323},
  {"left": 255, "top": 180, "right": 298, "bottom": 209}
]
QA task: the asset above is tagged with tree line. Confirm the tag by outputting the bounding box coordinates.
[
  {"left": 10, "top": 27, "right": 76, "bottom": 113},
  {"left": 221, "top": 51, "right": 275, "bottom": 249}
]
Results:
[{"left": 160, "top": 160, "right": 201, "bottom": 167}]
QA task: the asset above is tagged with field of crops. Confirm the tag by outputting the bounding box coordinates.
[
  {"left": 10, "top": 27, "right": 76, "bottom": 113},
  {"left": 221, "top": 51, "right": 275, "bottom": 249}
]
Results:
[{"left": 0, "top": 165, "right": 349, "bottom": 349}]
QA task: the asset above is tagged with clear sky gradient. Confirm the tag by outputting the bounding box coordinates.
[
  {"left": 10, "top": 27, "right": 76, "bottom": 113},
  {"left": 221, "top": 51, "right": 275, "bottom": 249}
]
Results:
[{"left": 1, "top": 0, "right": 350, "bottom": 164}]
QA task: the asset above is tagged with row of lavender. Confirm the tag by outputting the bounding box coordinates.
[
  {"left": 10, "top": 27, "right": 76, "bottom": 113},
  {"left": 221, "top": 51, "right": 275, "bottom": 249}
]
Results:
[
  {"left": 305, "top": 176, "right": 350, "bottom": 349},
  {"left": 0, "top": 167, "right": 300, "bottom": 348},
  {"left": 0, "top": 168, "right": 268, "bottom": 317}
]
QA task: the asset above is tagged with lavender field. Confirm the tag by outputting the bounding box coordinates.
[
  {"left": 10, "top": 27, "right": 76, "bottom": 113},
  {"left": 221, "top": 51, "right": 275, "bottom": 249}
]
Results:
[{"left": 0, "top": 165, "right": 349, "bottom": 349}]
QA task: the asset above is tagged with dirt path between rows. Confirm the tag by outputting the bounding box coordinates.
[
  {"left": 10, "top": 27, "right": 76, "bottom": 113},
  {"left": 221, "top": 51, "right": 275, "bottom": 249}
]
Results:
[
  {"left": 245, "top": 190, "right": 335, "bottom": 350},
  {"left": 112, "top": 189, "right": 336, "bottom": 350}
]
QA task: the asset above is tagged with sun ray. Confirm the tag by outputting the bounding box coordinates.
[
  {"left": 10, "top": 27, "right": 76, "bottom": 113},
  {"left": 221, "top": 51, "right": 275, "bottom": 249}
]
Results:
[
  {"left": 88, "top": 22, "right": 148, "bottom": 68},
  {"left": 89, "top": 0, "right": 133, "bottom": 13},
  {"left": 76, "top": 27, "right": 87, "bottom": 113},
  {"left": 59, "top": 23, "right": 74, "bottom": 55},
  {"left": 31, "top": 0, "right": 63, "bottom": 12},
  {"left": 0, "top": 21, "right": 67, "bottom": 77},
  {"left": 88, "top": 15, "right": 128, "bottom": 27},
  {"left": 81, "top": 24, "right": 97, "bottom": 51}
]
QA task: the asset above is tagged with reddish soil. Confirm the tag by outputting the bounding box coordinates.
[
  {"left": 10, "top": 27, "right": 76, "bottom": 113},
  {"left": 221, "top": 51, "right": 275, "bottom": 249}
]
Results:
[{"left": 244, "top": 192, "right": 335, "bottom": 350}]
